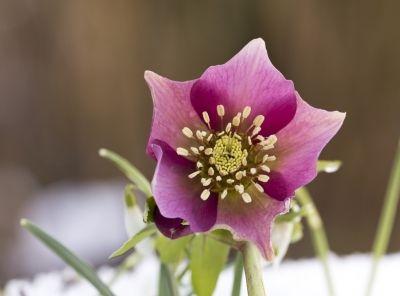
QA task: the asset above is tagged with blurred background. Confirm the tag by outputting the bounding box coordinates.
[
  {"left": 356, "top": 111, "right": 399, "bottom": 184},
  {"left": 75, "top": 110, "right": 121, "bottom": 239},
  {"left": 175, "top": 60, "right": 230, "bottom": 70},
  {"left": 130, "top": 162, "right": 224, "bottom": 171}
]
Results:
[{"left": 1, "top": 0, "right": 399, "bottom": 286}]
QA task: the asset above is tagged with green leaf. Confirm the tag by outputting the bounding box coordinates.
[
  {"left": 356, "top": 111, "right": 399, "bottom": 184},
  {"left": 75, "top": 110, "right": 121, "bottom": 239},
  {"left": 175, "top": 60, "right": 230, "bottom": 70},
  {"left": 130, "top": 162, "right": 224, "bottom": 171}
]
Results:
[
  {"left": 110, "top": 224, "right": 156, "bottom": 258},
  {"left": 317, "top": 160, "right": 342, "bottom": 173},
  {"left": 155, "top": 235, "right": 192, "bottom": 264},
  {"left": 99, "top": 148, "right": 152, "bottom": 197},
  {"left": 158, "top": 262, "right": 180, "bottom": 296},
  {"left": 21, "top": 219, "right": 114, "bottom": 296},
  {"left": 190, "top": 235, "right": 229, "bottom": 296}
]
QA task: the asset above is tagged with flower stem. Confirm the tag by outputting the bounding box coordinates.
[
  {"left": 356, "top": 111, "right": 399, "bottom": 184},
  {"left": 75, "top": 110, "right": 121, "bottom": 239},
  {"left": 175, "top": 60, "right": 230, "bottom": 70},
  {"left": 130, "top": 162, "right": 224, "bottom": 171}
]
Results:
[
  {"left": 231, "top": 251, "right": 244, "bottom": 296},
  {"left": 241, "top": 242, "right": 266, "bottom": 296},
  {"left": 296, "top": 187, "right": 335, "bottom": 296},
  {"left": 366, "top": 139, "right": 400, "bottom": 296}
]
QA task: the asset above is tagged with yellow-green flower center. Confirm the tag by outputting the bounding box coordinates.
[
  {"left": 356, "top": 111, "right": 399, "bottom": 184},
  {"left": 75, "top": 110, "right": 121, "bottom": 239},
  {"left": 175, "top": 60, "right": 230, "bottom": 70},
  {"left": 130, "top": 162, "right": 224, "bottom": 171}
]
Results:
[
  {"left": 176, "top": 104, "right": 277, "bottom": 204},
  {"left": 213, "top": 135, "right": 245, "bottom": 175}
]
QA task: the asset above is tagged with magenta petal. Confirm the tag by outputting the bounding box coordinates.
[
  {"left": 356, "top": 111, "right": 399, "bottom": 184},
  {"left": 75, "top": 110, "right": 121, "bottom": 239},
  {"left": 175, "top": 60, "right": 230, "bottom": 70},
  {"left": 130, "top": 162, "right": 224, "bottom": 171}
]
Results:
[
  {"left": 145, "top": 71, "right": 206, "bottom": 157},
  {"left": 151, "top": 142, "right": 218, "bottom": 232},
  {"left": 263, "top": 93, "right": 346, "bottom": 200},
  {"left": 214, "top": 185, "right": 288, "bottom": 260},
  {"left": 154, "top": 206, "right": 193, "bottom": 239},
  {"left": 191, "top": 38, "right": 296, "bottom": 134}
]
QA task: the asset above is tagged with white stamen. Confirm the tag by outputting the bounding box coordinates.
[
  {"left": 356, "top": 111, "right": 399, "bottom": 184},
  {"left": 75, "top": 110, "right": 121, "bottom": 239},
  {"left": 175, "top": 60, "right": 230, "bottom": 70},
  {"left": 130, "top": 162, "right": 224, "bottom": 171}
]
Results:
[
  {"left": 243, "top": 106, "right": 251, "bottom": 118},
  {"left": 256, "top": 135, "right": 265, "bottom": 141},
  {"left": 199, "top": 146, "right": 205, "bottom": 151},
  {"left": 204, "top": 148, "right": 213, "bottom": 155},
  {"left": 253, "top": 115, "right": 265, "bottom": 127},
  {"left": 201, "top": 189, "right": 211, "bottom": 200},
  {"left": 248, "top": 136, "right": 252, "bottom": 145},
  {"left": 251, "top": 126, "right": 261, "bottom": 137},
  {"left": 176, "top": 147, "right": 189, "bottom": 156},
  {"left": 232, "top": 113, "right": 241, "bottom": 127},
  {"left": 217, "top": 105, "right": 225, "bottom": 117},
  {"left": 262, "top": 144, "right": 274, "bottom": 151},
  {"left": 196, "top": 130, "right": 203, "bottom": 140},
  {"left": 207, "top": 134, "right": 213, "bottom": 142},
  {"left": 226, "top": 179, "right": 235, "bottom": 184},
  {"left": 260, "top": 165, "right": 271, "bottom": 172},
  {"left": 202, "top": 111, "right": 210, "bottom": 127},
  {"left": 182, "top": 127, "right": 193, "bottom": 138},
  {"left": 242, "top": 192, "right": 252, "bottom": 203},
  {"left": 188, "top": 171, "right": 201, "bottom": 179},
  {"left": 216, "top": 176, "right": 222, "bottom": 181},
  {"left": 190, "top": 147, "right": 199, "bottom": 154},
  {"left": 209, "top": 157, "right": 215, "bottom": 164},
  {"left": 221, "top": 189, "right": 228, "bottom": 199},
  {"left": 258, "top": 175, "right": 270, "bottom": 182},
  {"left": 254, "top": 183, "right": 264, "bottom": 192},
  {"left": 225, "top": 122, "right": 232, "bottom": 133},
  {"left": 250, "top": 168, "right": 257, "bottom": 175},
  {"left": 202, "top": 178, "right": 212, "bottom": 186},
  {"left": 234, "top": 133, "right": 242, "bottom": 140},
  {"left": 266, "top": 155, "right": 276, "bottom": 162},
  {"left": 235, "top": 171, "right": 243, "bottom": 180},
  {"left": 196, "top": 161, "right": 203, "bottom": 169},
  {"left": 201, "top": 131, "right": 207, "bottom": 137},
  {"left": 242, "top": 170, "right": 247, "bottom": 176},
  {"left": 266, "top": 135, "right": 277, "bottom": 145},
  {"left": 242, "top": 158, "right": 248, "bottom": 166},
  {"left": 235, "top": 184, "right": 244, "bottom": 194},
  {"left": 208, "top": 167, "right": 215, "bottom": 176}
]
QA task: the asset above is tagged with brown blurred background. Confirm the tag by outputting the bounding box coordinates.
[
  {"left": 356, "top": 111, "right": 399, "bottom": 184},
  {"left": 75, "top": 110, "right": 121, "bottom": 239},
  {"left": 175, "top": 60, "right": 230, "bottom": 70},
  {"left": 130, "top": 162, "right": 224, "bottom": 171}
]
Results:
[{"left": 1, "top": 0, "right": 399, "bottom": 285}]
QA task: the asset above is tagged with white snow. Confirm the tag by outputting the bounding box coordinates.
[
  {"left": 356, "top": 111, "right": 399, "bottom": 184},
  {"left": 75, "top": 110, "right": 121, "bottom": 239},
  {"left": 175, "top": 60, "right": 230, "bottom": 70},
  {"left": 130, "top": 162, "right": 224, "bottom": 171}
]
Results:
[{"left": 4, "top": 253, "right": 400, "bottom": 296}]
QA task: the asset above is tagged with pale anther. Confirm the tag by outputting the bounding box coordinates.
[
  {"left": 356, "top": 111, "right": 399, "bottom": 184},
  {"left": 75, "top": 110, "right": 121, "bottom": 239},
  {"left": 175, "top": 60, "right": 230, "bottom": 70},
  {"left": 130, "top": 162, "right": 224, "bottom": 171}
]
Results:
[
  {"left": 234, "top": 133, "right": 242, "bottom": 140},
  {"left": 243, "top": 106, "right": 251, "bottom": 118},
  {"left": 262, "top": 144, "right": 274, "bottom": 151},
  {"left": 260, "top": 165, "right": 271, "bottom": 172},
  {"left": 190, "top": 147, "right": 199, "bottom": 154},
  {"left": 199, "top": 146, "right": 205, "bottom": 151},
  {"left": 202, "top": 111, "right": 210, "bottom": 124},
  {"left": 248, "top": 136, "right": 252, "bottom": 145},
  {"left": 188, "top": 171, "right": 201, "bottom": 179},
  {"left": 253, "top": 115, "right": 265, "bottom": 127},
  {"left": 217, "top": 105, "right": 225, "bottom": 117},
  {"left": 225, "top": 122, "right": 232, "bottom": 133},
  {"left": 196, "top": 161, "right": 203, "bottom": 168},
  {"left": 258, "top": 175, "right": 270, "bottom": 182},
  {"left": 266, "top": 155, "right": 276, "bottom": 162},
  {"left": 206, "top": 134, "right": 213, "bottom": 142},
  {"left": 201, "top": 189, "right": 211, "bottom": 200},
  {"left": 204, "top": 148, "right": 213, "bottom": 155},
  {"left": 202, "top": 178, "right": 212, "bottom": 186},
  {"left": 250, "top": 168, "right": 257, "bottom": 175},
  {"left": 177, "top": 147, "right": 189, "bottom": 156},
  {"left": 226, "top": 179, "right": 235, "bottom": 184},
  {"left": 242, "top": 192, "right": 252, "bottom": 203},
  {"left": 208, "top": 167, "right": 215, "bottom": 176},
  {"left": 216, "top": 176, "right": 222, "bottom": 181},
  {"left": 235, "top": 171, "right": 243, "bottom": 180},
  {"left": 221, "top": 189, "right": 228, "bottom": 199},
  {"left": 242, "top": 158, "right": 248, "bottom": 166},
  {"left": 262, "top": 154, "right": 269, "bottom": 163},
  {"left": 235, "top": 184, "right": 244, "bottom": 194},
  {"left": 182, "top": 127, "right": 193, "bottom": 138},
  {"left": 196, "top": 130, "right": 203, "bottom": 140},
  {"left": 209, "top": 157, "right": 215, "bottom": 164},
  {"left": 232, "top": 113, "right": 241, "bottom": 127}
]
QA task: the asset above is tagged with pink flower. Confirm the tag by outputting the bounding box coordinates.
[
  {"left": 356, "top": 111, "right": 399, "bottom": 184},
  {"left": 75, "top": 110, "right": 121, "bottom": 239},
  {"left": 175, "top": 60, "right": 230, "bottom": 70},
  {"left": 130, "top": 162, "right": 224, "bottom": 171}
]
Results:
[{"left": 145, "top": 39, "right": 345, "bottom": 259}]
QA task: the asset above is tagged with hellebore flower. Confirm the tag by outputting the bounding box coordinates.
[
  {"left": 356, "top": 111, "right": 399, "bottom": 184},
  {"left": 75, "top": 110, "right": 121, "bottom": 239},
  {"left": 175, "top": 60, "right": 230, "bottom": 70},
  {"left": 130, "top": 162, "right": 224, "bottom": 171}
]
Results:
[{"left": 145, "top": 38, "right": 345, "bottom": 259}]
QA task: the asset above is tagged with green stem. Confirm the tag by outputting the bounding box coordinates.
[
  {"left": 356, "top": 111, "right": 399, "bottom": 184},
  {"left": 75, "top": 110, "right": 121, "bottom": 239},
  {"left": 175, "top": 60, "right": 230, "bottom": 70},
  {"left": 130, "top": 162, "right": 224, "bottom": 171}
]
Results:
[
  {"left": 241, "top": 242, "right": 266, "bottom": 296},
  {"left": 231, "top": 252, "right": 244, "bottom": 296},
  {"left": 366, "top": 139, "right": 400, "bottom": 296},
  {"left": 296, "top": 187, "right": 335, "bottom": 296}
]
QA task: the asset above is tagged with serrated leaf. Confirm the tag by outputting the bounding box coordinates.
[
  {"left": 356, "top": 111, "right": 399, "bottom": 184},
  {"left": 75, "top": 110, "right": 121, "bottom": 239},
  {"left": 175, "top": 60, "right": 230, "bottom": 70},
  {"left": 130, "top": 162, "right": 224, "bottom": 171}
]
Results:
[
  {"left": 190, "top": 235, "right": 229, "bottom": 296},
  {"left": 158, "top": 263, "right": 180, "bottom": 296},
  {"left": 155, "top": 235, "right": 192, "bottom": 264},
  {"left": 99, "top": 148, "right": 152, "bottom": 197},
  {"left": 21, "top": 219, "right": 114, "bottom": 296},
  {"left": 317, "top": 160, "right": 342, "bottom": 173},
  {"left": 110, "top": 224, "right": 156, "bottom": 258}
]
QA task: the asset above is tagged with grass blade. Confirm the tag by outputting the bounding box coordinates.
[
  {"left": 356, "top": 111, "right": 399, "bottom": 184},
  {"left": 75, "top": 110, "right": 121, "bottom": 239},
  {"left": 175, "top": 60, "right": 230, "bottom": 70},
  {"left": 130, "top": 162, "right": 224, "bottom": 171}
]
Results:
[
  {"left": 21, "top": 219, "right": 114, "bottom": 296},
  {"left": 366, "top": 139, "right": 400, "bottom": 295},
  {"left": 296, "top": 188, "right": 335, "bottom": 296},
  {"left": 99, "top": 148, "right": 152, "bottom": 197}
]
